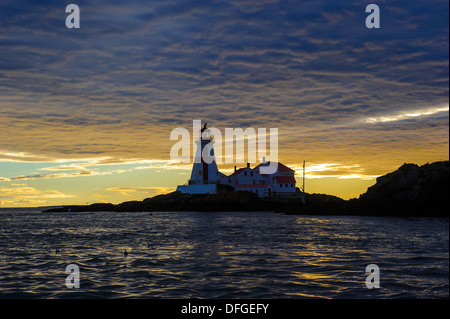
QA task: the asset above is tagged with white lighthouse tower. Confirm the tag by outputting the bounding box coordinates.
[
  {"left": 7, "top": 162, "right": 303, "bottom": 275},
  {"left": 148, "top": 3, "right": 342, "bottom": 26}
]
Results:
[
  {"left": 176, "top": 123, "right": 219, "bottom": 194},
  {"left": 189, "top": 123, "right": 219, "bottom": 184}
]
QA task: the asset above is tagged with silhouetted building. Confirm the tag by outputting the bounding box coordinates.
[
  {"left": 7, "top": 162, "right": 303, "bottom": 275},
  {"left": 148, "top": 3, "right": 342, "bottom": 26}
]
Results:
[{"left": 177, "top": 124, "right": 297, "bottom": 198}]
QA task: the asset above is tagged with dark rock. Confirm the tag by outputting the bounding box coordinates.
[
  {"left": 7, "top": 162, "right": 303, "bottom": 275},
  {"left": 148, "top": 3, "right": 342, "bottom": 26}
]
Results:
[{"left": 348, "top": 161, "right": 449, "bottom": 217}]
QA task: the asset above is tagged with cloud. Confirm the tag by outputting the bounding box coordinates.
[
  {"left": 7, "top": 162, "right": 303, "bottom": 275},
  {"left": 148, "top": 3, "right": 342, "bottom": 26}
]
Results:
[
  {"left": 0, "top": 158, "right": 194, "bottom": 183},
  {"left": 0, "top": 185, "right": 76, "bottom": 206},
  {"left": 365, "top": 105, "right": 449, "bottom": 124},
  {"left": 90, "top": 193, "right": 111, "bottom": 203},
  {"left": 0, "top": 0, "right": 448, "bottom": 198},
  {"left": 291, "top": 162, "right": 379, "bottom": 180},
  {"left": 8, "top": 169, "right": 103, "bottom": 181},
  {"left": 106, "top": 186, "right": 174, "bottom": 197},
  {"left": 37, "top": 164, "right": 89, "bottom": 171}
]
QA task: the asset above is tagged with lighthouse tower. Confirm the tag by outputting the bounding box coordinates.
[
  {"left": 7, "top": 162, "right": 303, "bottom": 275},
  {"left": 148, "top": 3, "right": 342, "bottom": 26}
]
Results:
[
  {"left": 189, "top": 123, "right": 219, "bottom": 184},
  {"left": 176, "top": 123, "right": 219, "bottom": 194}
]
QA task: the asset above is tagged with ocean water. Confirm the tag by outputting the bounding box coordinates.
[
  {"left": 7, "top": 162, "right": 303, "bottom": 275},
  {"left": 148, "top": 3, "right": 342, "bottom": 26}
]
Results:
[{"left": 0, "top": 209, "right": 448, "bottom": 299}]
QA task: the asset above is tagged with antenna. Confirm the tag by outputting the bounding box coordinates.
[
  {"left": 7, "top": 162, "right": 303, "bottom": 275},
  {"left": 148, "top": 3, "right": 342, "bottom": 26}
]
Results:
[{"left": 302, "top": 160, "right": 306, "bottom": 194}]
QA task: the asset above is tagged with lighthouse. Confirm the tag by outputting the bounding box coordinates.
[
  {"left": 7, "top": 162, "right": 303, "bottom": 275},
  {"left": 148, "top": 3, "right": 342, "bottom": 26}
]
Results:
[
  {"left": 189, "top": 123, "right": 219, "bottom": 184},
  {"left": 176, "top": 123, "right": 219, "bottom": 194},
  {"left": 175, "top": 120, "right": 301, "bottom": 199}
]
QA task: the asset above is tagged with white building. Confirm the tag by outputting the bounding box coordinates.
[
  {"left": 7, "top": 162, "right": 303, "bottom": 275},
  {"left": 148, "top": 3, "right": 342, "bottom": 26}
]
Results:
[
  {"left": 177, "top": 123, "right": 299, "bottom": 198},
  {"left": 221, "top": 161, "right": 297, "bottom": 198},
  {"left": 255, "top": 162, "right": 297, "bottom": 195}
]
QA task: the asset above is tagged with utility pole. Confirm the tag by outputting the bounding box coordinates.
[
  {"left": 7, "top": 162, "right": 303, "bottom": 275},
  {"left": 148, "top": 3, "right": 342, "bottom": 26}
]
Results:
[{"left": 302, "top": 160, "right": 306, "bottom": 194}]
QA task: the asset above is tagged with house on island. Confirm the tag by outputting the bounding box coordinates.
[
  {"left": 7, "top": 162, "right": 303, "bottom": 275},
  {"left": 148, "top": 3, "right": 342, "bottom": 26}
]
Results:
[{"left": 176, "top": 123, "right": 301, "bottom": 198}]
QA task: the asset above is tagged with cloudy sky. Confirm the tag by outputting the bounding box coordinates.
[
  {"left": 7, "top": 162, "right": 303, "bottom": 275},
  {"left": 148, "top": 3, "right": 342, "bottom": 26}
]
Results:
[{"left": 0, "top": 0, "right": 448, "bottom": 206}]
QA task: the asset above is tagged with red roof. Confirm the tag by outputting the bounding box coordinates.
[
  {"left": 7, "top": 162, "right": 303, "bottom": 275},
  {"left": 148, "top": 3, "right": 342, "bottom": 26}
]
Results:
[
  {"left": 254, "top": 162, "right": 295, "bottom": 174},
  {"left": 228, "top": 162, "right": 295, "bottom": 177},
  {"left": 275, "top": 176, "right": 296, "bottom": 183},
  {"left": 236, "top": 184, "right": 270, "bottom": 189}
]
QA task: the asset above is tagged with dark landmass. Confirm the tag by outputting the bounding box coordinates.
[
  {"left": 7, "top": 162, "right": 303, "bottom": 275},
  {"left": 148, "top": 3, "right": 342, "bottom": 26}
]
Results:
[
  {"left": 43, "top": 161, "right": 449, "bottom": 217},
  {"left": 346, "top": 161, "right": 449, "bottom": 217}
]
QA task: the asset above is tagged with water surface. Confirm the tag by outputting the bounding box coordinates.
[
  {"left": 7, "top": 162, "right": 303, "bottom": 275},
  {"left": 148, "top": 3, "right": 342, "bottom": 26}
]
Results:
[{"left": 0, "top": 209, "right": 448, "bottom": 298}]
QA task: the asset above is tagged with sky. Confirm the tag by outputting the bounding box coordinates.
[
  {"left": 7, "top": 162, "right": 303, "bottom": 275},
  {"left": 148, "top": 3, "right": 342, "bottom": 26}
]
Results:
[{"left": 0, "top": 0, "right": 448, "bottom": 207}]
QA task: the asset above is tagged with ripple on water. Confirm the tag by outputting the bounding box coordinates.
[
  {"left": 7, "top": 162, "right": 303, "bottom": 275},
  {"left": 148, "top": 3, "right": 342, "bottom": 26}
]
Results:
[{"left": 0, "top": 210, "right": 448, "bottom": 298}]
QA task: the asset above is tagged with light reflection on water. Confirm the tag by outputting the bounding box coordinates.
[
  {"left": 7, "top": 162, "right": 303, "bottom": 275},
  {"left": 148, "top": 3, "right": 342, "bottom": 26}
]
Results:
[{"left": 0, "top": 209, "right": 448, "bottom": 298}]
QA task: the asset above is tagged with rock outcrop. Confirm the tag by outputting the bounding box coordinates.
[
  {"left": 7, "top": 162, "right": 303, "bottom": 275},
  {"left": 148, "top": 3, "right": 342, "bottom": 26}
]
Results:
[{"left": 347, "top": 161, "right": 449, "bottom": 217}]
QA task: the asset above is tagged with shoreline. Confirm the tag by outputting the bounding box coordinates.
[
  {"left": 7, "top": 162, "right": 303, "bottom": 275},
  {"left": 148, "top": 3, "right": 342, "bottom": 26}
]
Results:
[
  {"left": 43, "top": 161, "right": 449, "bottom": 218},
  {"left": 42, "top": 189, "right": 449, "bottom": 218}
]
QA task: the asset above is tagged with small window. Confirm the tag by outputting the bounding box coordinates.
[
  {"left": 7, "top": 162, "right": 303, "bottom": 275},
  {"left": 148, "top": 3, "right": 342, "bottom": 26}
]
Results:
[
  {"left": 291, "top": 184, "right": 293, "bottom": 187},
  {"left": 285, "top": 184, "right": 288, "bottom": 188},
  {"left": 250, "top": 171, "right": 253, "bottom": 176},
  {"left": 280, "top": 184, "right": 282, "bottom": 188},
  {"left": 244, "top": 171, "right": 247, "bottom": 176},
  {"left": 199, "top": 171, "right": 202, "bottom": 176}
]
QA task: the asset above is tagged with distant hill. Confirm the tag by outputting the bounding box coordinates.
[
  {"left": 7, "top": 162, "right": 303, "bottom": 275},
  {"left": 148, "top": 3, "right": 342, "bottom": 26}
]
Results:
[{"left": 43, "top": 161, "right": 449, "bottom": 217}]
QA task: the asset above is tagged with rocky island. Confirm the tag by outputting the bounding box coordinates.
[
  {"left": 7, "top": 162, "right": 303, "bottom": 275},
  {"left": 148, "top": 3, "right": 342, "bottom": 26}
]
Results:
[{"left": 44, "top": 161, "right": 449, "bottom": 217}]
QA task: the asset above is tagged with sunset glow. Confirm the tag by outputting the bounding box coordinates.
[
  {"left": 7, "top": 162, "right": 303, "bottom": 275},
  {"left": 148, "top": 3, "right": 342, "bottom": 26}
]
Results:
[{"left": 1, "top": 1, "right": 448, "bottom": 207}]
